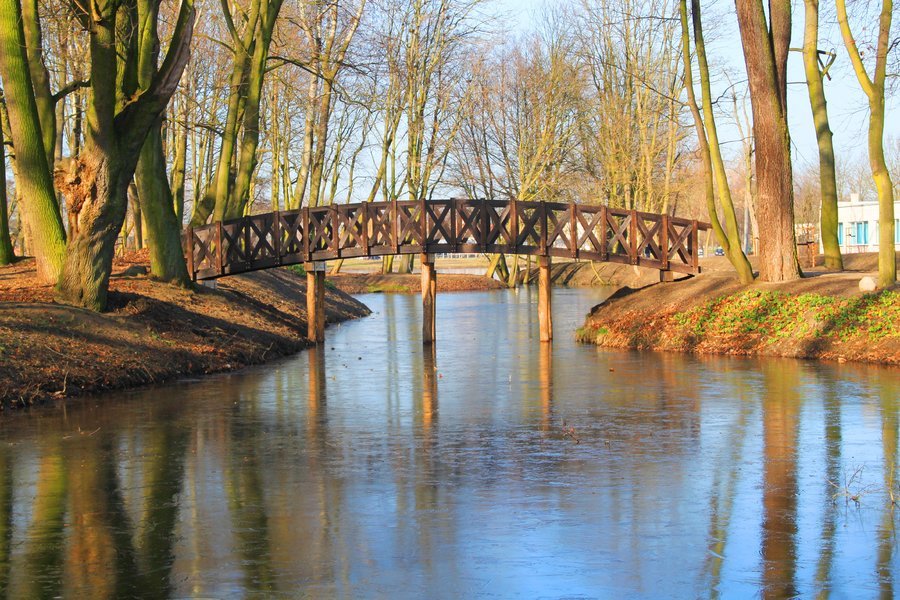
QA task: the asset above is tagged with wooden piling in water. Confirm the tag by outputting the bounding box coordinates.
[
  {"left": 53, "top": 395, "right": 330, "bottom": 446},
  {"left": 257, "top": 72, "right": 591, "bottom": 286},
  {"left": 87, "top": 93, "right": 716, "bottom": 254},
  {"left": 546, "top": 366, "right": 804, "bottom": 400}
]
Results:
[
  {"left": 306, "top": 262, "right": 326, "bottom": 343},
  {"left": 538, "top": 256, "right": 552, "bottom": 342},
  {"left": 421, "top": 254, "right": 436, "bottom": 344}
]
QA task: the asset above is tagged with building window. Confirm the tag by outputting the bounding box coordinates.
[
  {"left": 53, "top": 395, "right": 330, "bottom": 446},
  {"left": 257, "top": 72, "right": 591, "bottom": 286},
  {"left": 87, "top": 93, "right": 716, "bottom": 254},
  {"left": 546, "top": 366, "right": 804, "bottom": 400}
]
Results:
[
  {"left": 895, "top": 219, "right": 899, "bottom": 244},
  {"left": 850, "top": 221, "right": 868, "bottom": 245},
  {"left": 838, "top": 222, "right": 843, "bottom": 245}
]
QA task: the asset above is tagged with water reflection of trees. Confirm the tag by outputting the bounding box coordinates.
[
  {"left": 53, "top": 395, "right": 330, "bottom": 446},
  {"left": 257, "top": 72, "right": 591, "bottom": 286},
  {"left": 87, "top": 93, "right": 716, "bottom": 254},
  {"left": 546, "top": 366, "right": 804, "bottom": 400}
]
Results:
[{"left": 0, "top": 349, "right": 897, "bottom": 596}]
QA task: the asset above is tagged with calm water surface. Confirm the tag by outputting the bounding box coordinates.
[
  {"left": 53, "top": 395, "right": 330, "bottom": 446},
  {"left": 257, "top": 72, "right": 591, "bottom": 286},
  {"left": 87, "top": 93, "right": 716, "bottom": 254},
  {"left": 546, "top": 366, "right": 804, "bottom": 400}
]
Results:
[{"left": 0, "top": 287, "right": 898, "bottom": 598}]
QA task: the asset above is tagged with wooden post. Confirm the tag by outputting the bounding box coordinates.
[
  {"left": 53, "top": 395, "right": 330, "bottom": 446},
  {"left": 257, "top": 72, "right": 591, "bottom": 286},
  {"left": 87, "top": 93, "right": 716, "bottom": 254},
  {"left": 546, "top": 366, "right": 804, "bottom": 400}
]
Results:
[
  {"left": 185, "top": 226, "right": 195, "bottom": 281},
  {"left": 570, "top": 202, "right": 577, "bottom": 258},
  {"left": 421, "top": 253, "right": 436, "bottom": 344},
  {"left": 273, "top": 210, "right": 282, "bottom": 264},
  {"left": 692, "top": 221, "right": 700, "bottom": 271},
  {"left": 538, "top": 256, "right": 552, "bottom": 342},
  {"left": 600, "top": 206, "right": 608, "bottom": 261},
  {"left": 629, "top": 209, "right": 638, "bottom": 264},
  {"left": 510, "top": 198, "right": 519, "bottom": 253},
  {"left": 215, "top": 221, "right": 224, "bottom": 275},
  {"left": 660, "top": 214, "right": 669, "bottom": 270},
  {"left": 306, "top": 261, "right": 326, "bottom": 343}
]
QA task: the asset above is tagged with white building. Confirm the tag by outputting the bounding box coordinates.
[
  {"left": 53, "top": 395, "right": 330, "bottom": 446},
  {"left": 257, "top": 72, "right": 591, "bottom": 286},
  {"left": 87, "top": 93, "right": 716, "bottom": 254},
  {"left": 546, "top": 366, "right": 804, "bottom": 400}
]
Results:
[{"left": 834, "top": 193, "right": 900, "bottom": 253}]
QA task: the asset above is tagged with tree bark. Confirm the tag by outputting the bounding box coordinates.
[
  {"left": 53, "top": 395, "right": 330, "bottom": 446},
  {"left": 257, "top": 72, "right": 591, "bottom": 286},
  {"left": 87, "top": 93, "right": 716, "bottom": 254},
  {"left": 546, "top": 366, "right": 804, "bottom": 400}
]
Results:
[
  {"left": 57, "top": 0, "right": 195, "bottom": 310},
  {"left": 734, "top": 0, "right": 802, "bottom": 281},
  {"left": 835, "top": 0, "right": 895, "bottom": 287},
  {"left": 0, "top": 121, "right": 15, "bottom": 264},
  {"left": 20, "top": 0, "right": 56, "bottom": 171},
  {"left": 802, "top": 0, "right": 842, "bottom": 270},
  {"left": 133, "top": 0, "right": 189, "bottom": 284},
  {"left": 230, "top": 0, "right": 281, "bottom": 216},
  {"left": 0, "top": 0, "right": 67, "bottom": 282},
  {"left": 690, "top": 0, "right": 754, "bottom": 283},
  {"left": 171, "top": 114, "right": 188, "bottom": 225}
]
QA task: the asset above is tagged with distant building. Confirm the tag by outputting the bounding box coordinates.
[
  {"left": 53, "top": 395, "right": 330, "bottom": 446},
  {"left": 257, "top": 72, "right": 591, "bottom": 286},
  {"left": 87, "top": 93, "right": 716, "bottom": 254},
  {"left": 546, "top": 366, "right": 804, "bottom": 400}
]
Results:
[{"left": 833, "top": 193, "right": 900, "bottom": 253}]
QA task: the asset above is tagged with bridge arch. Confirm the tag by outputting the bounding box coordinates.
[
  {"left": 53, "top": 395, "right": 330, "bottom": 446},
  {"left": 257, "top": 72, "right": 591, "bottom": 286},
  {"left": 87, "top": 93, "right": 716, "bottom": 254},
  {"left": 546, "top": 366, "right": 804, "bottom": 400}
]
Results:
[{"left": 185, "top": 199, "right": 709, "bottom": 343}]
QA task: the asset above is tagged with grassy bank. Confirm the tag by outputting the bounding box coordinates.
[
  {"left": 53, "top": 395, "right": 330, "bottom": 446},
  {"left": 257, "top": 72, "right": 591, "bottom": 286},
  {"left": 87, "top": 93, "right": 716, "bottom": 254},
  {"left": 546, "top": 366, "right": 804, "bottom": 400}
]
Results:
[
  {"left": 577, "top": 264, "right": 899, "bottom": 365},
  {"left": 0, "top": 254, "right": 370, "bottom": 407}
]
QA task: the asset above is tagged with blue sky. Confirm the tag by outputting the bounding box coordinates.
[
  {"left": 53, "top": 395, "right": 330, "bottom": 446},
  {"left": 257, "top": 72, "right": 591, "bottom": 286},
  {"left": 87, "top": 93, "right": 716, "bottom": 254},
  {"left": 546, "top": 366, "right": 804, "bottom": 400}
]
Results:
[{"left": 489, "top": 0, "right": 898, "bottom": 172}]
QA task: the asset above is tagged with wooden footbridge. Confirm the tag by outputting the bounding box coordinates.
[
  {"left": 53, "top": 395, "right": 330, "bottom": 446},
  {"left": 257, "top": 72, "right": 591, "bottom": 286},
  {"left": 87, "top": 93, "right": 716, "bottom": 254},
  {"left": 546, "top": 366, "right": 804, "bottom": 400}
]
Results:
[{"left": 184, "top": 199, "right": 709, "bottom": 344}]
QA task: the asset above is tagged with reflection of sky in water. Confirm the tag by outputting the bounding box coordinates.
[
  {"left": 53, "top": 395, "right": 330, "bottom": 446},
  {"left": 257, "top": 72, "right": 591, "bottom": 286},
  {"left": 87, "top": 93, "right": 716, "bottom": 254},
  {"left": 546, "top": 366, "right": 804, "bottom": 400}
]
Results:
[{"left": 0, "top": 287, "right": 897, "bottom": 598}]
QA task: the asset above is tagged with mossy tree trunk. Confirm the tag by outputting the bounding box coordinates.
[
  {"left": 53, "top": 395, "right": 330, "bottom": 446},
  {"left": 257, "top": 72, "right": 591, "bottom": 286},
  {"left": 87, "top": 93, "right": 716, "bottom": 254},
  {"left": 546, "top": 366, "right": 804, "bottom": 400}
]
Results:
[
  {"left": 20, "top": 0, "right": 56, "bottom": 172},
  {"left": 836, "top": 0, "right": 895, "bottom": 288},
  {"left": 0, "top": 0, "right": 67, "bottom": 282},
  {"left": 133, "top": 0, "right": 189, "bottom": 284},
  {"left": 197, "top": 0, "right": 284, "bottom": 223},
  {"left": 56, "top": 0, "right": 195, "bottom": 310},
  {"left": 734, "top": 0, "right": 802, "bottom": 282},
  {"left": 191, "top": 0, "right": 259, "bottom": 226},
  {"left": 802, "top": 0, "right": 842, "bottom": 270},
  {"left": 687, "top": 0, "right": 754, "bottom": 284}
]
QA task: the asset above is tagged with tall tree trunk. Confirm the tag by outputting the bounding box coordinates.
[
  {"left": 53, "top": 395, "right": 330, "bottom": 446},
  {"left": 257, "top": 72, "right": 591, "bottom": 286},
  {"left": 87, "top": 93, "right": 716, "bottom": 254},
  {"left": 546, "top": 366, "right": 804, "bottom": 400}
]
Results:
[
  {"left": 194, "top": 3, "right": 258, "bottom": 226},
  {"left": 20, "top": 0, "right": 56, "bottom": 171},
  {"left": 133, "top": 0, "right": 189, "bottom": 284},
  {"left": 802, "top": 0, "right": 842, "bottom": 270},
  {"left": 0, "top": 121, "right": 15, "bottom": 264},
  {"left": 734, "top": 0, "right": 801, "bottom": 281},
  {"left": 291, "top": 74, "right": 318, "bottom": 209},
  {"left": 678, "top": 0, "right": 727, "bottom": 266},
  {"left": 230, "top": 9, "right": 278, "bottom": 217},
  {"left": 136, "top": 123, "right": 189, "bottom": 283},
  {"left": 690, "top": 0, "right": 754, "bottom": 283},
  {"left": 57, "top": 0, "right": 195, "bottom": 310},
  {"left": 171, "top": 115, "right": 187, "bottom": 225},
  {"left": 0, "top": 0, "right": 67, "bottom": 282},
  {"left": 836, "top": 0, "right": 895, "bottom": 288}
]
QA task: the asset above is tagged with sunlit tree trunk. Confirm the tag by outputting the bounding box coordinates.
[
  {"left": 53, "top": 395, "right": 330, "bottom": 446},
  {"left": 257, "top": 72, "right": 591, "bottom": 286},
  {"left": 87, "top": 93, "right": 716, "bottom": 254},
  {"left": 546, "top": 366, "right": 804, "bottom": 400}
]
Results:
[
  {"left": 688, "top": 0, "right": 754, "bottom": 283},
  {"left": 802, "top": 0, "right": 842, "bottom": 270},
  {"left": 836, "top": 0, "right": 895, "bottom": 287},
  {"left": 56, "top": 0, "right": 195, "bottom": 310},
  {"left": 0, "top": 0, "right": 67, "bottom": 281},
  {"left": 678, "top": 0, "right": 727, "bottom": 264},
  {"left": 230, "top": 0, "right": 284, "bottom": 215},
  {"left": 193, "top": 0, "right": 259, "bottom": 225},
  {"left": 134, "top": 0, "right": 189, "bottom": 284},
  {"left": 734, "top": 0, "right": 802, "bottom": 281},
  {"left": 170, "top": 108, "right": 188, "bottom": 225}
]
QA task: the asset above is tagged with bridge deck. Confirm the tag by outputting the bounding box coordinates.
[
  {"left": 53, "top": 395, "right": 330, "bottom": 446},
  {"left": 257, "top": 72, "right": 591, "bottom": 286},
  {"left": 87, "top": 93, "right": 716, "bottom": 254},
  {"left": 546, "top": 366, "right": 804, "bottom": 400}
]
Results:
[{"left": 185, "top": 199, "right": 710, "bottom": 281}]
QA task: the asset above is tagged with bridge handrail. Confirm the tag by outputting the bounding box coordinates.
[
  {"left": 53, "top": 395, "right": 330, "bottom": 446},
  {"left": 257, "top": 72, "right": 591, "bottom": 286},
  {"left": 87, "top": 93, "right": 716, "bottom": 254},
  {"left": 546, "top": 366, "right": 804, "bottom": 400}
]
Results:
[{"left": 184, "top": 199, "right": 710, "bottom": 281}]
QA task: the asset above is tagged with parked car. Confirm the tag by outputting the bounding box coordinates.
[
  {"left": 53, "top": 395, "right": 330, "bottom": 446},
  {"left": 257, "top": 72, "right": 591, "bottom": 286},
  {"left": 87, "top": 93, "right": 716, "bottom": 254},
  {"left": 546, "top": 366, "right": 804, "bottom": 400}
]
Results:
[{"left": 714, "top": 247, "right": 725, "bottom": 256}]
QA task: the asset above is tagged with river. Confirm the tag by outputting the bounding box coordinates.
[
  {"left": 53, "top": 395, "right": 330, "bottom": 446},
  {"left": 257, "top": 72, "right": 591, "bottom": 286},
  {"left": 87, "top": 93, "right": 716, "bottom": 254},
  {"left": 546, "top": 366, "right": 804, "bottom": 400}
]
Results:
[{"left": 0, "top": 287, "right": 898, "bottom": 598}]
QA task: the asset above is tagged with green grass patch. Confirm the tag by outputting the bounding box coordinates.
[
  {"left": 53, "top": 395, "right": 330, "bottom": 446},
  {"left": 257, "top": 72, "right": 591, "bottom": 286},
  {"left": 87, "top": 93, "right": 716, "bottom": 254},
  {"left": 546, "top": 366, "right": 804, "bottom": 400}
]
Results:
[{"left": 671, "top": 289, "right": 899, "bottom": 344}]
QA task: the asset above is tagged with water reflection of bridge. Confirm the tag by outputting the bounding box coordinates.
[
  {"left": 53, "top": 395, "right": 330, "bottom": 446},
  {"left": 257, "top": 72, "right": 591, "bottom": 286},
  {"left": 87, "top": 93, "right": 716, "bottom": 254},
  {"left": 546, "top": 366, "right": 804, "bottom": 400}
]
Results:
[
  {"left": 185, "top": 200, "right": 710, "bottom": 342},
  {"left": 0, "top": 340, "right": 897, "bottom": 595}
]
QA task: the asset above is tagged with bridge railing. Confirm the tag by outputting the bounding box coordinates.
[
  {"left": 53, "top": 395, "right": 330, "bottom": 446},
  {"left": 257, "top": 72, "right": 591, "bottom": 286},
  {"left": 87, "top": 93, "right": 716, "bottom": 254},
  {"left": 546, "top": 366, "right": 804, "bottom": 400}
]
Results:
[{"left": 185, "top": 199, "right": 710, "bottom": 281}]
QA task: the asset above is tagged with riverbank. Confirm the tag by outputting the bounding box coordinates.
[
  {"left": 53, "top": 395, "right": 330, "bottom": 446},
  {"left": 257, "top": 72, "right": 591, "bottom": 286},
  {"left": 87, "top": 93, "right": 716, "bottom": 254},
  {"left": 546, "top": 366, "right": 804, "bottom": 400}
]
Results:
[
  {"left": 0, "top": 253, "right": 370, "bottom": 407},
  {"left": 577, "top": 253, "right": 900, "bottom": 365}
]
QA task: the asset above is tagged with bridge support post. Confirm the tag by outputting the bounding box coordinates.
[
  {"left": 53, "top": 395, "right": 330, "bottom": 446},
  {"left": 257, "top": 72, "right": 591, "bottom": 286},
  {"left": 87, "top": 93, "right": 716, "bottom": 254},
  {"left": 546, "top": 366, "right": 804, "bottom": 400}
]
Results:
[
  {"left": 659, "top": 270, "right": 675, "bottom": 283},
  {"left": 421, "top": 254, "right": 437, "bottom": 344},
  {"left": 538, "top": 256, "right": 552, "bottom": 342},
  {"left": 306, "top": 262, "right": 326, "bottom": 343}
]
